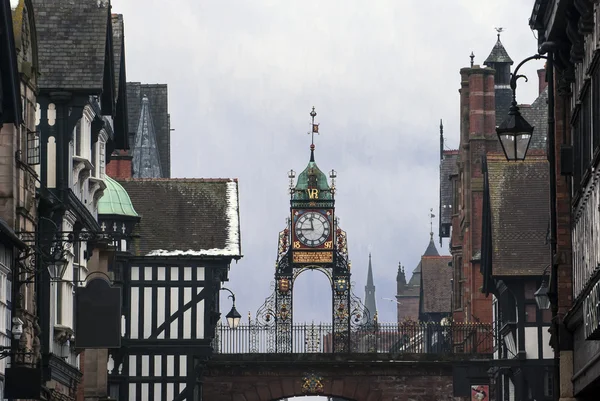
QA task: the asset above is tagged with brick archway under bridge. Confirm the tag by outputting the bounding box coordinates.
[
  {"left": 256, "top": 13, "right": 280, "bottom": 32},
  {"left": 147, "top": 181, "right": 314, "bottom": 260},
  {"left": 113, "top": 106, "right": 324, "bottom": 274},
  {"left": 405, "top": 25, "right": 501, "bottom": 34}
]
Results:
[{"left": 202, "top": 354, "right": 479, "bottom": 401}]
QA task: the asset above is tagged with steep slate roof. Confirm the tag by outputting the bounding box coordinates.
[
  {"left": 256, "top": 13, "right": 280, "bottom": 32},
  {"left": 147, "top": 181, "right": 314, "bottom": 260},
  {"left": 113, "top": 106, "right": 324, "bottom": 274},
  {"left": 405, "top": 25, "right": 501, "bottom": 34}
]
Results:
[
  {"left": 423, "top": 236, "right": 440, "bottom": 256},
  {"left": 519, "top": 87, "right": 548, "bottom": 152},
  {"left": 420, "top": 256, "right": 452, "bottom": 314},
  {"left": 484, "top": 36, "right": 513, "bottom": 65},
  {"left": 440, "top": 150, "right": 458, "bottom": 231},
  {"left": 33, "top": 0, "right": 109, "bottom": 91},
  {"left": 120, "top": 179, "right": 241, "bottom": 258},
  {"left": 132, "top": 97, "right": 163, "bottom": 178},
  {"left": 401, "top": 262, "right": 421, "bottom": 297},
  {"left": 487, "top": 154, "right": 549, "bottom": 276},
  {"left": 127, "top": 83, "right": 171, "bottom": 177},
  {"left": 111, "top": 14, "right": 123, "bottom": 94}
]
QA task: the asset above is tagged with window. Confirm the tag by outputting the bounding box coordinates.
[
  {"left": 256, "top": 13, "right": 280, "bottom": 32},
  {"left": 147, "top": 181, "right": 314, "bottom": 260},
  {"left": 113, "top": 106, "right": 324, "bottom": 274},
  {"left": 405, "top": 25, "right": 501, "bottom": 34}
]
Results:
[
  {"left": 27, "top": 129, "right": 40, "bottom": 165},
  {"left": 99, "top": 141, "right": 106, "bottom": 178},
  {"left": 91, "top": 142, "right": 98, "bottom": 176},
  {"left": 73, "top": 241, "right": 80, "bottom": 265},
  {"left": 454, "top": 256, "right": 463, "bottom": 309},
  {"left": 74, "top": 120, "right": 82, "bottom": 156}
]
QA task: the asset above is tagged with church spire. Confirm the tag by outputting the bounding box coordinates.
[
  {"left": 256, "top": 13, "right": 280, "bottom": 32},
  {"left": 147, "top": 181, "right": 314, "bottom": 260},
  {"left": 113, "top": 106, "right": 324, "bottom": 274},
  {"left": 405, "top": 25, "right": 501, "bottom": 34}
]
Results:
[
  {"left": 363, "top": 253, "right": 377, "bottom": 325},
  {"left": 132, "top": 96, "right": 163, "bottom": 178}
]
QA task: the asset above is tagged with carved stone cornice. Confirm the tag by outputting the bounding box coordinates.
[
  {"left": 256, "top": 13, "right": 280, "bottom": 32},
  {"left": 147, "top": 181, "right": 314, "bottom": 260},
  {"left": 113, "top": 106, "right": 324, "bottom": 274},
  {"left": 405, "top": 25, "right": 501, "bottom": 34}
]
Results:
[
  {"left": 72, "top": 156, "right": 92, "bottom": 185},
  {"left": 557, "top": 67, "right": 575, "bottom": 97},
  {"left": 89, "top": 177, "right": 107, "bottom": 206}
]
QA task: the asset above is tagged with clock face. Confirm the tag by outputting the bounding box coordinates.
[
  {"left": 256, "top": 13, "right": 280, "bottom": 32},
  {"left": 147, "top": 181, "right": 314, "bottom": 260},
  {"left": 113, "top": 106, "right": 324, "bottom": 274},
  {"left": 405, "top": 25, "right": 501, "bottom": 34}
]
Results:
[{"left": 295, "top": 211, "right": 331, "bottom": 247}]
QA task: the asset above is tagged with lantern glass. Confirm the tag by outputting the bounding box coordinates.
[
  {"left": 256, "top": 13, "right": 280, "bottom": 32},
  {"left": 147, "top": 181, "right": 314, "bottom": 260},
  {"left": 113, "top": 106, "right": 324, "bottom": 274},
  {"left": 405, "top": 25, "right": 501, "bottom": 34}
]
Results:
[
  {"left": 226, "top": 305, "right": 242, "bottom": 329},
  {"left": 535, "top": 284, "right": 551, "bottom": 310}
]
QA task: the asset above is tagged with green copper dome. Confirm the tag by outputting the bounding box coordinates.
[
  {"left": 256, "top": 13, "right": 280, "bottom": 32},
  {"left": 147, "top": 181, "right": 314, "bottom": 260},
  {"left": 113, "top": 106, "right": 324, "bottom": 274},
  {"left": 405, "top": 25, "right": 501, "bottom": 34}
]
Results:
[
  {"left": 293, "top": 149, "right": 332, "bottom": 200},
  {"left": 98, "top": 176, "right": 139, "bottom": 217}
]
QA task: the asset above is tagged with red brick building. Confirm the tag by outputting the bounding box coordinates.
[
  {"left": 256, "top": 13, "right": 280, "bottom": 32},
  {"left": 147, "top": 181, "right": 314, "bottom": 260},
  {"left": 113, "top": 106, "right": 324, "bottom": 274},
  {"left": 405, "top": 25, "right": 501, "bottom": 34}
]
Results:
[{"left": 440, "top": 36, "right": 549, "bottom": 325}]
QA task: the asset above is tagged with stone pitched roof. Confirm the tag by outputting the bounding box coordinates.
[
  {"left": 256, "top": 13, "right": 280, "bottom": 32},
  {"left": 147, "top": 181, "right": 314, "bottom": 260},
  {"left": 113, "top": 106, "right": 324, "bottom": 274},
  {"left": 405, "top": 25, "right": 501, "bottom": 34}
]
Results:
[
  {"left": 440, "top": 150, "right": 458, "bottom": 231},
  {"left": 132, "top": 97, "right": 163, "bottom": 178},
  {"left": 519, "top": 87, "right": 548, "bottom": 152},
  {"left": 111, "top": 14, "right": 123, "bottom": 94},
  {"left": 127, "top": 83, "right": 171, "bottom": 177},
  {"left": 120, "top": 179, "right": 241, "bottom": 258},
  {"left": 487, "top": 154, "right": 549, "bottom": 276},
  {"left": 33, "top": 0, "right": 110, "bottom": 91},
  {"left": 420, "top": 256, "right": 452, "bottom": 314}
]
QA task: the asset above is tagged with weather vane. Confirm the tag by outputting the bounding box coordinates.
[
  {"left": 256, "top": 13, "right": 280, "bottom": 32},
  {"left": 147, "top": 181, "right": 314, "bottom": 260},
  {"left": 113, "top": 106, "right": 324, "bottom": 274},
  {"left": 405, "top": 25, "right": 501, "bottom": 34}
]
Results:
[
  {"left": 495, "top": 27, "right": 504, "bottom": 40},
  {"left": 429, "top": 208, "right": 436, "bottom": 239},
  {"left": 470, "top": 51, "right": 475, "bottom": 67},
  {"left": 308, "top": 106, "right": 319, "bottom": 148}
]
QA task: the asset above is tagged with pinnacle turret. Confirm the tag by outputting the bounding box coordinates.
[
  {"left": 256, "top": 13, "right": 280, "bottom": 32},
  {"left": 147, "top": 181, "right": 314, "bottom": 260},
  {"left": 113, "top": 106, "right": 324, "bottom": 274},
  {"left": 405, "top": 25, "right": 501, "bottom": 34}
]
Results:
[{"left": 363, "top": 253, "right": 377, "bottom": 325}]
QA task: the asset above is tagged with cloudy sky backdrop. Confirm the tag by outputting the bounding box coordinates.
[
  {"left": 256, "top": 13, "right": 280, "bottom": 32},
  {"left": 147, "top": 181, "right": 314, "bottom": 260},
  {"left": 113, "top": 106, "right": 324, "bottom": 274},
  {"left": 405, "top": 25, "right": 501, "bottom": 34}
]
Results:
[{"left": 112, "top": 0, "right": 544, "bottom": 330}]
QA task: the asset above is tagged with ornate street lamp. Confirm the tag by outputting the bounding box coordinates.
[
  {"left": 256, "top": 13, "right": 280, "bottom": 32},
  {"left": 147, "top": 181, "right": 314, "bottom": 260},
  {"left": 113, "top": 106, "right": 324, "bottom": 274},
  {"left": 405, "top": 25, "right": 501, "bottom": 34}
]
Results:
[
  {"left": 535, "top": 267, "right": 552, "bottom": 310},
  {"left": 47, "top": 248, "right": 68, "bottom": 280},
  {"left": 221, "top": 287, "right": 242, "bottom": 329},
  {"left": 496, "top": 102, "right": 534, "bottom": 161},
  {"left": 495, "top": 54, "right": 546, "bottom": 161}
]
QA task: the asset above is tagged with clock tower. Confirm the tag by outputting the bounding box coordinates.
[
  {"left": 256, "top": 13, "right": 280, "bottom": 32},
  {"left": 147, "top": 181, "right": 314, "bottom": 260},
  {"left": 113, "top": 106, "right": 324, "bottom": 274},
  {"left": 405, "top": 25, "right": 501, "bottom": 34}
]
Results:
[{"left": 255, "top": 108, "right": 365, "bottom": 353}]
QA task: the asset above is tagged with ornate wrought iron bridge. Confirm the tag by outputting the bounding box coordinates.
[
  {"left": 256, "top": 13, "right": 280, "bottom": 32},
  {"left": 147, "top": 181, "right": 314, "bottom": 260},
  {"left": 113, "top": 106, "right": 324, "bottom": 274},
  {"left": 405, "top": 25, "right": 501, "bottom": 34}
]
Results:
[{"left": 214, "top": 321, "right": 494, "bottom": 355}]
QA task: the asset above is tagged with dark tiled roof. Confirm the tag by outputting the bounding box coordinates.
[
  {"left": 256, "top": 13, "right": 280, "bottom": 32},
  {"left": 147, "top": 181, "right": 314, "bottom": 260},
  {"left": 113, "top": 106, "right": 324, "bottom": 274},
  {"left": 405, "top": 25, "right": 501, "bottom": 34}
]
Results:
[
  {"left": 127, "top": 83, "right": 171, "bottom": 177},
  {"left": 519, "top": 87, "right": 548, "bottom": 151},
  {"left": 484, "top": 37, "right": 513, "bottom": 65},
  {"left": 111, "top": 14, "right": 123, "bottom": 94},
  {"left": 423, "top": 237, "right": 439, "bottom": 256},
  {"left": 120, "top": 179, "right": 241, "bottom": 258},
  {"left": 420, "top": 256, "right": 452, "bottom": 314},
  {"left": 487, "top": 154, "right": 549, "bottom": 276},
  {"left": 440, "top": 150, "right": 458, "bottom": 229},
  {"left": 33, "top": 0, "right": 109, "bottom": 91}
]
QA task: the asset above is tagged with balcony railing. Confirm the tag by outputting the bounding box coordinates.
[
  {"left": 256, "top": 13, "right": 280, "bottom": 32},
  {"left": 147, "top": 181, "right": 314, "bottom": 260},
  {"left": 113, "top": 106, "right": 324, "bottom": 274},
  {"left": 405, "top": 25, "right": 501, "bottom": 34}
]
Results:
[{"left": 213, "top": 321, "right": 493, "bottom": 355}]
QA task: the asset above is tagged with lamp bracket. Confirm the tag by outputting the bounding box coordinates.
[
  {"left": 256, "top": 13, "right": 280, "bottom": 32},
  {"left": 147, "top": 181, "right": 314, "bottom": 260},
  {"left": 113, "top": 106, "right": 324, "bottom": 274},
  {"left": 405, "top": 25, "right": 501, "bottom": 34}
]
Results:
[{"left": 510, "top": 54, "right": 548, "bottom": 99}]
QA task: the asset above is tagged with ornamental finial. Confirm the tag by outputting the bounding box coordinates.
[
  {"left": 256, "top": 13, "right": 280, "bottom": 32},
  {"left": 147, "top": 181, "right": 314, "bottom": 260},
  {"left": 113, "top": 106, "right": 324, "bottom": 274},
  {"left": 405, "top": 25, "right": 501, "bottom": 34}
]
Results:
[
  {"left": 308, "top": 107, "right": 319, "bottom": 155},
  {"left": 495, "top": 27, "right": 504, "bottom": 40}
]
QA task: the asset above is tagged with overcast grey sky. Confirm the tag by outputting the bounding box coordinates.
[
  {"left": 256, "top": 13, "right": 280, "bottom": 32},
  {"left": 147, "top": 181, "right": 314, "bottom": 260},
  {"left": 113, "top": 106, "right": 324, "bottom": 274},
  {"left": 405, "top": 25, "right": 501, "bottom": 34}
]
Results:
[{"left": 112, "top": 0, "right": 543, "bottom": 328}]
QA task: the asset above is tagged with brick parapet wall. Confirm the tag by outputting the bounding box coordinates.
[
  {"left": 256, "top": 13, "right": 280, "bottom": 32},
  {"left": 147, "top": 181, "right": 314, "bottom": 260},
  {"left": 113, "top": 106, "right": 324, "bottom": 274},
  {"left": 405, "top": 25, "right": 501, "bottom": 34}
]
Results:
[{"left": 203, "top": 355, "right": 471, "bottom": 401}]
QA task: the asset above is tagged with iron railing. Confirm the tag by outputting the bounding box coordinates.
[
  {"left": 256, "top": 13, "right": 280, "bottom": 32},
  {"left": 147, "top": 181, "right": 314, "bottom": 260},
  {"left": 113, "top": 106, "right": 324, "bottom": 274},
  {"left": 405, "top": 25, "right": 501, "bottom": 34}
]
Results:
[{"left": 214, "top": 322, "right": 493, "bottom": 355}]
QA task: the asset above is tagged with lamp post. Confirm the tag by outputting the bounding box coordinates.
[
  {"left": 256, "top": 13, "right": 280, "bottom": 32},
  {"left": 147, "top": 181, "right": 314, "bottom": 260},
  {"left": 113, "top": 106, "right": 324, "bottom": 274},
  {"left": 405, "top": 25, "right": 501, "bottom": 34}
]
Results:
[
  {"left": 220, "top": 287, "right": 241, "bottom": 329},
  {"left": 495, "top": 50, "right": 559, "bottom": 401}
]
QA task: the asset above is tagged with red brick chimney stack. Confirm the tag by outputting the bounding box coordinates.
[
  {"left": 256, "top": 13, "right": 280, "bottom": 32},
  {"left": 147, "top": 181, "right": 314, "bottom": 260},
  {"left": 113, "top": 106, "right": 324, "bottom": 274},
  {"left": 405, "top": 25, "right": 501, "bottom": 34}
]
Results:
[
  {"left": 106, "top": 149, "right": 133, "bottom": 179},
  {"left": 538, "top": 66, "right": 548, "bottom": 94}
]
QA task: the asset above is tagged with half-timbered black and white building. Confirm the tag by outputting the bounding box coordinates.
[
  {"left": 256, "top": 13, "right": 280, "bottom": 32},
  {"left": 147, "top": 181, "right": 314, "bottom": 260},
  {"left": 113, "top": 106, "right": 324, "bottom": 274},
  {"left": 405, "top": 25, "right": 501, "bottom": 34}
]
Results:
[
  {"left": 108, "top": 178, "right": 242, "bottom": 401},
  {"left": 481, "top": 154, "right": 554, "bottom": 401}
]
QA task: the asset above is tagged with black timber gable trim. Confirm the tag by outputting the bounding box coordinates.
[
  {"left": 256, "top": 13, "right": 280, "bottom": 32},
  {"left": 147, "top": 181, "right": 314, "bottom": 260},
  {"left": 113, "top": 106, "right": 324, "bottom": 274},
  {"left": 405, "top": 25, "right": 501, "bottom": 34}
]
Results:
[
  {"left": 101, "top": 9, "right": 115, "bottom": 117},
  {"left": 0, "top": 0, "right": 22, "bottom": 127},
  {"left": 481, "top": 156, "right": 494, "bottom": 295}
]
